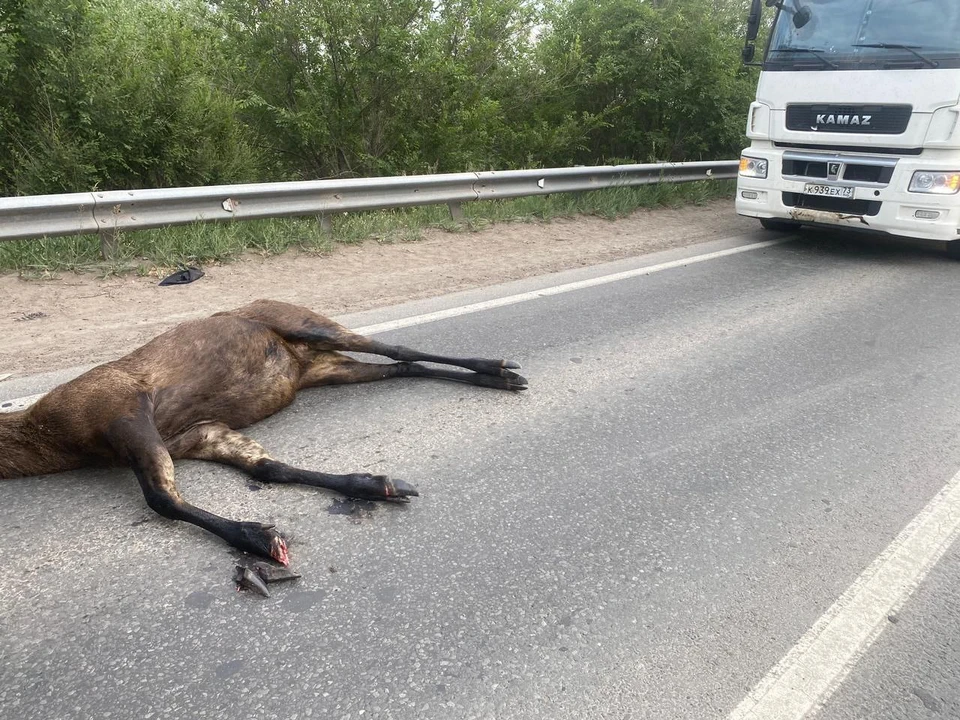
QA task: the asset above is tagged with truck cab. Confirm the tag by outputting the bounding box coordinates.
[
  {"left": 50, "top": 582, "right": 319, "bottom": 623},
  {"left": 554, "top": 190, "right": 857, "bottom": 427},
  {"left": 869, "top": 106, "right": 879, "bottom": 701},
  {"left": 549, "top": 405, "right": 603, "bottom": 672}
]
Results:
[{"left": 736, "top": 0, "right": 960, "bottom": 243}]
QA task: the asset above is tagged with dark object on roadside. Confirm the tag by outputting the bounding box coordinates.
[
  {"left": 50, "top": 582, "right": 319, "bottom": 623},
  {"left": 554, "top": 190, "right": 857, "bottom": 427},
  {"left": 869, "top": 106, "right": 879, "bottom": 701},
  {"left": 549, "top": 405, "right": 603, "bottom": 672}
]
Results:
[
  {"left": 234, "top": 565, "right": 271, "bottom": 597},
  {"left": 159, "top": 266, "right": 205, "bottom": 286},
  {"left": 233, "top": 562, "right": 301, "bottom": 597},
  {"left": 253, "top": 561, "right": 301, "bottom": 584}
]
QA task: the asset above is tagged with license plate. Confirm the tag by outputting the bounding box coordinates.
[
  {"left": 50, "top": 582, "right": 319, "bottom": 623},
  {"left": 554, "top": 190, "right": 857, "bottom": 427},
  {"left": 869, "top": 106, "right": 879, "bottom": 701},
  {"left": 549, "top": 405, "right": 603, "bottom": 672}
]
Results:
[{"left": 804, "top": 183, "right": 854, "bottom": 198}]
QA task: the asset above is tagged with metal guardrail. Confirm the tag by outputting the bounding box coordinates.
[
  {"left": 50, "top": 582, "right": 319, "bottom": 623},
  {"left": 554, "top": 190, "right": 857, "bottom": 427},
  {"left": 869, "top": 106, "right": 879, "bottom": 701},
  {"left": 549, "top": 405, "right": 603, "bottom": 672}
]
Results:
[{"left": 0, "top": 160, "right": 738, "bottom": 257}]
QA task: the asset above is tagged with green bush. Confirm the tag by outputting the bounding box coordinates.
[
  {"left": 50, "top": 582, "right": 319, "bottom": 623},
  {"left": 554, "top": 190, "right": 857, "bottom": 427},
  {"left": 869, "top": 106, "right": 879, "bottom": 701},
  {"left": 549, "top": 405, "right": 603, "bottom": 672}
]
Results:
[
  {"left": 0, "top": 0, "right": 265, "bottom": 195},
  {"left": 0, "top": 0, "right": 756, "bottom": 195},
  {"left": 538, "top": 0, "right": 756, "bottom": 163}
]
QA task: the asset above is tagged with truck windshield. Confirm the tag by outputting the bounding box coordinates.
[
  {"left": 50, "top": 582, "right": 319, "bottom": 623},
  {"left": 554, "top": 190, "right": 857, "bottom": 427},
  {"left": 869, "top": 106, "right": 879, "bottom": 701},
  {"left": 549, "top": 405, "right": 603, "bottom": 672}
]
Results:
[{"left": 766, "top": 0, "right": 960, "bottom": 70}]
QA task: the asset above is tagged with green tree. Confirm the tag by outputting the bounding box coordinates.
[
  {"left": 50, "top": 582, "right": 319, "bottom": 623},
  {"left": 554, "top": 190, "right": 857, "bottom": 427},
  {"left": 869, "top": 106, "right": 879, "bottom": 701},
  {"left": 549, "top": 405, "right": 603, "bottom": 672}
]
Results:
[
  {"left": 215, "top": 0, "right": 599, "bottom": 176},
  {"left": 215, "top": 0, "right": 437, "bottom": 178},
  {"left": 0, "top": 0, "right": 759, "bottom": 194},
  {"left": 0, "top": 0, "right": 265, "bottom": 195},
  {"left": 538, "top": 0, "right": 756, "bottom": 163}
]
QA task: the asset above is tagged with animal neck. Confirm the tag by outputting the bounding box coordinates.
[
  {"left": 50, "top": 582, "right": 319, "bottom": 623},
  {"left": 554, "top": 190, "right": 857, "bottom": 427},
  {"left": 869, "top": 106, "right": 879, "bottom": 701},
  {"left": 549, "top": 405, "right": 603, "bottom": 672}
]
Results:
[{"left": 0, "top": 410, "right": 57, "bottom": 479}]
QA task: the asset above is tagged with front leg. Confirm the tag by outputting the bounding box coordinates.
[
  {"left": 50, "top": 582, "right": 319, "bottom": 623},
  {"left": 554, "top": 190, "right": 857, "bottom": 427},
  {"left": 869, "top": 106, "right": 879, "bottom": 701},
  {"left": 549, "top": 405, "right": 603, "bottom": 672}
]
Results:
[
  {"left": 253, "top": 460, "right": 419, "bottom": 502},
  {"left": 108, "top": 415, "right": 289, "bottom": 564}
]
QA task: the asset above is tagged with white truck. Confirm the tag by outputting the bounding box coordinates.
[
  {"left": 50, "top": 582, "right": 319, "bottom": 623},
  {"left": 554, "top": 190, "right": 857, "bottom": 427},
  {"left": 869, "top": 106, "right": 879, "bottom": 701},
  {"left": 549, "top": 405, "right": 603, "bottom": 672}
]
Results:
[{"left": 736, "top": 0, "right": 960, "bottom": 245}]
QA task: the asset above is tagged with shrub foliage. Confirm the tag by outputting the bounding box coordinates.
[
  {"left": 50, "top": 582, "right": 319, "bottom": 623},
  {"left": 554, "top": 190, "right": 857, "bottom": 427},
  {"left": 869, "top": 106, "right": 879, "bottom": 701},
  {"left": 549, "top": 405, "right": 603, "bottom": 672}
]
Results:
[{"left": 0, "top": 0, "right": 756, "bottom": 195}]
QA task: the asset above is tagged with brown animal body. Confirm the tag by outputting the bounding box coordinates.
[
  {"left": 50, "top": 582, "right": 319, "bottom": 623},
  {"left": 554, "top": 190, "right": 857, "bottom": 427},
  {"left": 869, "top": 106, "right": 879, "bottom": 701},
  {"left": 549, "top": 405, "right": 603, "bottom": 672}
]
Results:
[{"left": 0, "top": 300, "right": 526, "bottom": 565}]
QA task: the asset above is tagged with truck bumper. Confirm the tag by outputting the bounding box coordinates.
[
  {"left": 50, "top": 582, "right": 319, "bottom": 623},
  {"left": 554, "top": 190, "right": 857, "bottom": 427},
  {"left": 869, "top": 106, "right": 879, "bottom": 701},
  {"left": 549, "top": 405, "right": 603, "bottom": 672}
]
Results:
[{"left": 735, "top": 150, "right": 960, "bottom": 242}]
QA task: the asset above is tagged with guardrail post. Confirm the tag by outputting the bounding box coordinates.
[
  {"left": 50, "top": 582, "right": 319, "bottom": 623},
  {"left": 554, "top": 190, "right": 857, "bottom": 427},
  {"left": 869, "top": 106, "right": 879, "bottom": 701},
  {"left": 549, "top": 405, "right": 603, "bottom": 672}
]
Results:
[
  {"left": 99, "top": 228, "right": 119, "bottom": 260},
  {"left": 447, "top": 201, "right": 465, "bottom": 223},
  {"left": 319, "top": 214, "right": 333, "bottom": 233}
]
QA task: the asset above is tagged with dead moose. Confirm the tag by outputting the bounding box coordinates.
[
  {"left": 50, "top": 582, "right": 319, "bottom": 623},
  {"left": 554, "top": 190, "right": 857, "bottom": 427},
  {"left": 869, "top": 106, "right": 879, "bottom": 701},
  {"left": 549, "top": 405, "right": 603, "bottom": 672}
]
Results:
[{"left": 0, "top": 300, "right": 527, "bottom": 566}]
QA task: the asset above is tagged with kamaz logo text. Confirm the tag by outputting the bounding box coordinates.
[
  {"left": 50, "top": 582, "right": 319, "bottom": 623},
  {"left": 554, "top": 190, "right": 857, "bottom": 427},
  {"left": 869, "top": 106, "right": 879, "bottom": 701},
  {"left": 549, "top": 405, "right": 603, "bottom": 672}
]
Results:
[{"left": 814, "top": 114, "right": 872, "bottom": 127}]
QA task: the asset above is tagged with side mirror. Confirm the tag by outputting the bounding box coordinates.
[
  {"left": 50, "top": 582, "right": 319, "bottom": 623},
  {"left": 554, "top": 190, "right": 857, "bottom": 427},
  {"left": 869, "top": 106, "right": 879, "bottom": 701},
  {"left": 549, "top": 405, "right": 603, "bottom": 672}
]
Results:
[
  {"left": 746, "top": 0, "right": 762, "bottom": 42},
  {"left": 793, "top": 6, "right": 812, "bottom": 28},
  {"left": 742, "top": 45, "right": 757, "bottom": 63},
  {"left": 747, "top": 0, "right": 763, "bottom": 43}
]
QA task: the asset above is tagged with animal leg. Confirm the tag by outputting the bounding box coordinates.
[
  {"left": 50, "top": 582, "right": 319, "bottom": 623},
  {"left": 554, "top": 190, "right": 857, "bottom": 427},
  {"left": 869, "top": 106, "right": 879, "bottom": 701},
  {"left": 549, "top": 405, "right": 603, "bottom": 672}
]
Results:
[
  {"left": 108, "top": 415, "right": 289, "bottom": 564},
  {"left": 299, "top": 352, "right": 528, "bottom": 391},
  {"left": 231, "top": 300, "right": 527, "bottom": 388},
  {"left": 344, "top": 339, "right": 526, "bottom": 384},
  {"left": 332, "top": 335, "right": 527, "bottom": 385},
  {"left": 172, "top": 422, "right": 419, "bottom": 503}
]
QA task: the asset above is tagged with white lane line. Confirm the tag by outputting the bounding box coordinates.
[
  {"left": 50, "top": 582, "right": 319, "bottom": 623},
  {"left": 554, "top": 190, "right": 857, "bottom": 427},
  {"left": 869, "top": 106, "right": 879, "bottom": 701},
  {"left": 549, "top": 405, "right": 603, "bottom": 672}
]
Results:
[
  {"left": 356, "top": 239, "right": 786, "bottom": 336},
  {"left": 729, "top": 467, "right": 960, "bottom": 720},
  {"left": 0, "top": 238, "right": 785, "bottom": 414}
]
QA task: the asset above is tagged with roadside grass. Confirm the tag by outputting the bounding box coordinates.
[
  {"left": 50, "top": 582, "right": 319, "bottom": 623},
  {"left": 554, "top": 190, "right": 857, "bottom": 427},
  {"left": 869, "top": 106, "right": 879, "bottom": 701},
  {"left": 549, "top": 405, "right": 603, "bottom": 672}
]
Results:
[{"left": 0, "top": 180, "right": 735, "bottom": 277}]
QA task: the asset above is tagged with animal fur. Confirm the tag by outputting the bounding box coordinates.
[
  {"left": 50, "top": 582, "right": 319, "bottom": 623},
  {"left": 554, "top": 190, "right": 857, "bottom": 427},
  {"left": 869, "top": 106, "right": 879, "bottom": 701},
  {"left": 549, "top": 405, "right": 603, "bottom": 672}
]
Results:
[{"left": 0, "top": 300, "right": 526, "bottom": 564}]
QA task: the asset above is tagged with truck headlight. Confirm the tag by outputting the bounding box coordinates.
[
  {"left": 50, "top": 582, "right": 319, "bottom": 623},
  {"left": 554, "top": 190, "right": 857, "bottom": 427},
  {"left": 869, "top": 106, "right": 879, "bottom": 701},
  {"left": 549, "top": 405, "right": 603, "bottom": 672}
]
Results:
[
  {"left": 909, "top": 171, "right": 960, "bottom": 194},
  {"left": 740, "top": 156, "right": 768, "bottom": 179}
]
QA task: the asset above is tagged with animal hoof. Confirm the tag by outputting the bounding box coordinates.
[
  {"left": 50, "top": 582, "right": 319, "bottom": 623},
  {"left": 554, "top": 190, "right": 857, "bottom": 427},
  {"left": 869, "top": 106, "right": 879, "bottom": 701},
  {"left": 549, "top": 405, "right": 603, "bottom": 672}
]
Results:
[
  {"left": 471, "top": 371, "right": 527, "bottom": 391},
  {"left": 387, "top": 477, "right": 420, "bottom": 502},
  {"left": 234, "top": 566, "right": 271, "bottom": 597},
  {"left": 501, "top": 369, "right": 528, "bottom": 388},
  {"left": 345, "top": 473, "right": 419, "bottom": 502},
  {"left": 471, "top": 358, "right": 523, "bottom": 377},
  {"left": 253, "top": 562, "right": 301, "bottom": 584},
  {"left": 236, "top": 522, "right": 289, "bottom": 566}
]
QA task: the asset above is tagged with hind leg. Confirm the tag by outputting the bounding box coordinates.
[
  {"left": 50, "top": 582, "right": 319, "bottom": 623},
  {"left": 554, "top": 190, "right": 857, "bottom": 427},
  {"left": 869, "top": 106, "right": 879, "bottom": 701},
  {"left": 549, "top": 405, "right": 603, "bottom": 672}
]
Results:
[
  {"left": 170, "top": 422, "right": 419, "bottom": 502},
  {"left": 324, "top": 343, "right": 527, "bottom": 387},
  {"left": 230, "top": 299, "right": 527, "bottom": 388},
  {"left": 299, "top": 351, "right": 527, "bottom": 391}
]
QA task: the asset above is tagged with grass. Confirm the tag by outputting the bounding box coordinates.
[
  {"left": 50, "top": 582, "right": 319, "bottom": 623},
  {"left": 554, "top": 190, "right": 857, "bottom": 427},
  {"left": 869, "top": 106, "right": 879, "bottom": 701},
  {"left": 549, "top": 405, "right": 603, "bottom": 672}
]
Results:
[{"left": 0, "top": 179, "right": 735, "bottom": 277}]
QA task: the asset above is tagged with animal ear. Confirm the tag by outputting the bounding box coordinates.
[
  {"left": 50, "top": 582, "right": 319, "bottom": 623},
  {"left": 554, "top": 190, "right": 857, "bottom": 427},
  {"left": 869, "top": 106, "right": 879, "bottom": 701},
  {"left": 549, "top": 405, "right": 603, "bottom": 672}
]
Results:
[{"left": 159, "top": 267, "right": 205, "bottom": 286}]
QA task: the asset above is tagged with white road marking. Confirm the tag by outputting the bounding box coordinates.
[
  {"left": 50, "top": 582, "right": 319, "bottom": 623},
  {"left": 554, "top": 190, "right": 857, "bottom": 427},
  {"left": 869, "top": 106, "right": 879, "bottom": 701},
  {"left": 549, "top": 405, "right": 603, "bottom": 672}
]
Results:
[
  {"left": 0, "top": 238, "right": 785, "bottom": 414},
  {"left": 355, "top": 239, "right": 786, "bottom": 336},
  {"left": 729, "top": 467, "right": 960, "bottom": 720}
]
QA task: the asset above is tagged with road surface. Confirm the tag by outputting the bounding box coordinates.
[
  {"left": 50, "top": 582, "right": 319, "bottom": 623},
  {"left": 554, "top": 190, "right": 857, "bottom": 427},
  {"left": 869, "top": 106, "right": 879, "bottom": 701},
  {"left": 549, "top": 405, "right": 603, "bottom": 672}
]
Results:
[{"left": 2, "top": 229, "right": 959, "bottom": 719}]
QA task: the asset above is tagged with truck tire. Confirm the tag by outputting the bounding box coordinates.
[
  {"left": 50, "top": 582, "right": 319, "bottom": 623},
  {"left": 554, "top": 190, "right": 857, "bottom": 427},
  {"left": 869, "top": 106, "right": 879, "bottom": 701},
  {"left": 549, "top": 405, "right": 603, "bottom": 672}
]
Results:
[{"left": 759, "top": 217, "right": 801, "bottom": 232}]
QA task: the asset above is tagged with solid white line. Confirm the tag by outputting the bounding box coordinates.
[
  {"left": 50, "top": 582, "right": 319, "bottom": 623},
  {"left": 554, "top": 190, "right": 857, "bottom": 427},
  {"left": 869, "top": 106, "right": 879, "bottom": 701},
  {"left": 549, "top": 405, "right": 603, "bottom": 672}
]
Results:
[
  {"left": 354, "top": 239, "right": 785, "bottom": 336},
  {"left": 729, "top": 467, "right": 960, "bottom": 720},
  {"left": 0, "top": 238, "right": 784, "bottom": 413}
]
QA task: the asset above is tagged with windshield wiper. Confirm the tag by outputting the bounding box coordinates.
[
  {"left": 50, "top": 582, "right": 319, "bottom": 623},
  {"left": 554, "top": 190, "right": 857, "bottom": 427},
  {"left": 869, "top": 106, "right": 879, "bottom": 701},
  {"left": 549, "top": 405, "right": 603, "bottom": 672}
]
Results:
[
  {"left": 852, "top": 43, "right": 939, "bottom": 68},
  {"left": 770, "top": 47, "right": 839, "bottom": 70}
]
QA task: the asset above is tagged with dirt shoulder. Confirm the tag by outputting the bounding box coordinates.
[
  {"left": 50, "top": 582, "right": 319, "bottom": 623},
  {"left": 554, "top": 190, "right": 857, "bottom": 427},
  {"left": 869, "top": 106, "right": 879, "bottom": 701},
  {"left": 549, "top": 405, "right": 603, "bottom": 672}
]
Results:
[{"left": 0, "top": 199, "right": 756, "bottom": 378}]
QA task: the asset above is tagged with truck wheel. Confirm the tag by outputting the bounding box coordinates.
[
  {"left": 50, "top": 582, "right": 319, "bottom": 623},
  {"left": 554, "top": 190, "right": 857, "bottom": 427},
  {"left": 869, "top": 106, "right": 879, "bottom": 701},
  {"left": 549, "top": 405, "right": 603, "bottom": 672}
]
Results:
[{"left": 759, "top": 217, "right": 801, "bottom": 232}]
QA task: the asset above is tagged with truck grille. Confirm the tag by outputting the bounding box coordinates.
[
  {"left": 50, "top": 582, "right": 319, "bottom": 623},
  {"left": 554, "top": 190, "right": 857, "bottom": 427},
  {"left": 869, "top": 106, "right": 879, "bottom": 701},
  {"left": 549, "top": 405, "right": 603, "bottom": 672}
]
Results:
[
  {"left": 781, "top": 151, "right": 897, "bottom": 187},
  {"left": 786, "top": 104, "right": 912, "bottom": 134},
  {"left": 782, "top": 192, "right": 882, "bottom": 217},
  {"left": 775, "top": 142, "right": 922, "bottom": 156}
]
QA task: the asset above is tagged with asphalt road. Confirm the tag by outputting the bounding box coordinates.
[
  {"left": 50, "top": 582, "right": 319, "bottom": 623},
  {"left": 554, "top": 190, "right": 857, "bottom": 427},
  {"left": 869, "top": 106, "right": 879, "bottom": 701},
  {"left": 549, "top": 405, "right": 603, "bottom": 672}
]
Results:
[{"left": 2, "top": 229, "right": 960, "bottom": 719}]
